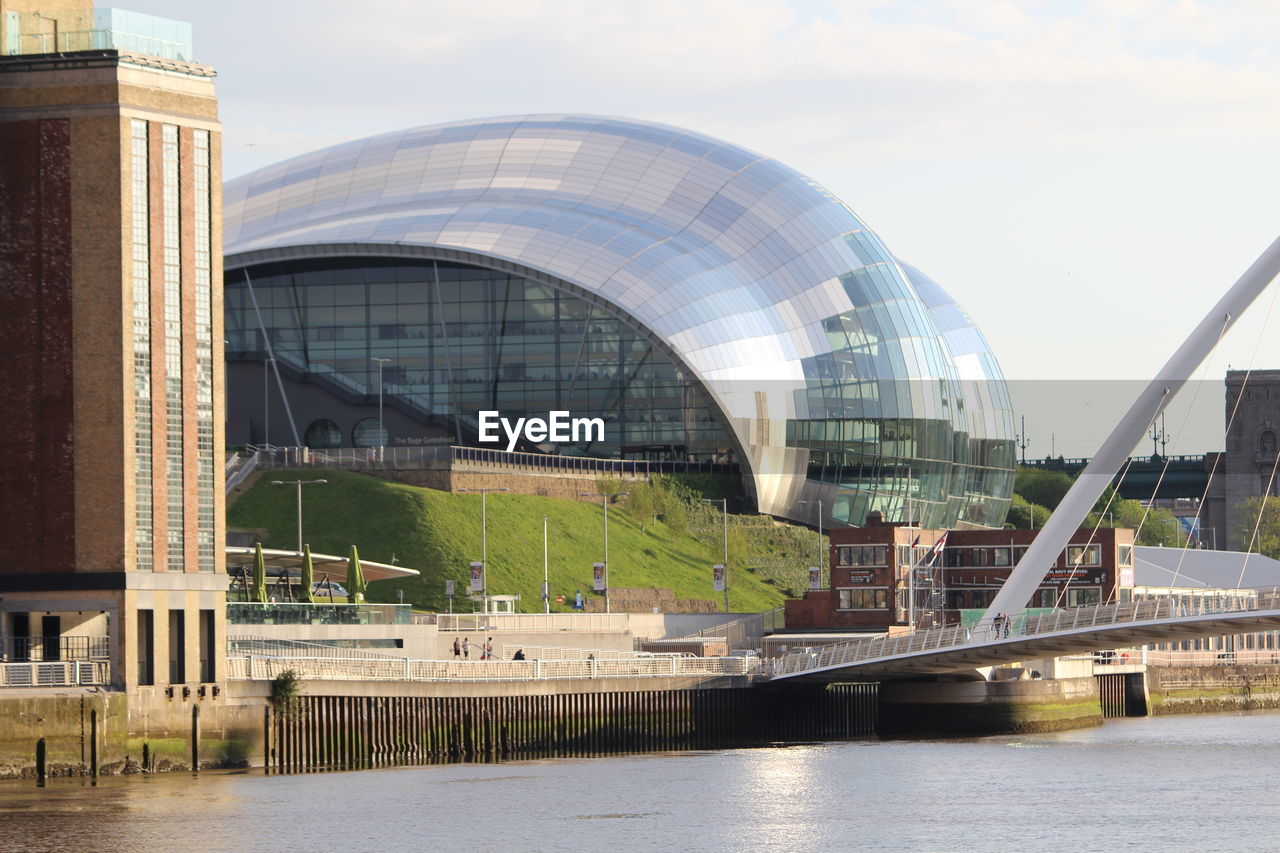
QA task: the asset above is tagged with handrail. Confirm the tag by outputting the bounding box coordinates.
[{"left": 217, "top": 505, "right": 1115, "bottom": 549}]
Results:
[
  {"left": 226, "top": 654, "right": 752, "bottom": 682},
  {"left": 767, "top": 589, "right": 1280, "bottom": 678}
]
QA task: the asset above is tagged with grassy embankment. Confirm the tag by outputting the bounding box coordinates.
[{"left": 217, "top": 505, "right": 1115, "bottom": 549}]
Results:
[{"left": 228, "top": 470, "right": 824, "bottom": 613}]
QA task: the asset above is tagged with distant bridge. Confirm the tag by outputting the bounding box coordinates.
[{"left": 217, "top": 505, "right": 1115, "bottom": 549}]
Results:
[
  {"left": 1023, "top": 454, "right": 1212, "bottom": 501},
  {"left": 764, "top": 590, "right": 1280, "bottom": 683}
]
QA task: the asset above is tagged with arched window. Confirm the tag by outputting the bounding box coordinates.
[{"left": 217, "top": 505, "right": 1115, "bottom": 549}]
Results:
[
  {"left": 352, "top": 418, "right": 388, "bottom": 448},
  {"left": 1261, "top": 430, "right": 1277, "bottom": 454},
  {"left": 304, "top": 418, "right": 342, "bottom": 449}
]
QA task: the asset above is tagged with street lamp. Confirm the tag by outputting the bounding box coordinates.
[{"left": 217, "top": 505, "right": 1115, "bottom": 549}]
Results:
[
  {"left": 371, "top": 357, "right": 391, "bottom": 462},
  {"left": 798, "top": 498, "right": 825, "bottom": 587},
  {"left": 542, "top": 514, "right": 550, "bottom": 614},
  {"left": 459, "top": 487, "right": 507, "bottom": 613},
  {"left": 701, "top": 498, "right": 729, "bottom": 613},
  {"left": 581, "top": 490, "right": 629, "bottom": 613},
  {"left": 271, "top": 479, "right": 328, "bottom": 554}
]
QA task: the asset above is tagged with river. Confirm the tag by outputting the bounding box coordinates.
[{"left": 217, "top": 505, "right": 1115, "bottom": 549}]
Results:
[{"left": 3, "top": 711, "right": 1277, "bottom": 852}]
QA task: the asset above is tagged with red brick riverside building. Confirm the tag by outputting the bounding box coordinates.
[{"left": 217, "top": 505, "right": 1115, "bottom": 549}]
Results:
[{"left": 785, "top": 512, "right": 1136, "bottom": 631}]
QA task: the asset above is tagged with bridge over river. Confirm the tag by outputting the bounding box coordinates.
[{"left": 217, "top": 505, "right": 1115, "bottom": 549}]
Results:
[{"left": 765, "top": 590, "right": 1280, "bottom": 683}]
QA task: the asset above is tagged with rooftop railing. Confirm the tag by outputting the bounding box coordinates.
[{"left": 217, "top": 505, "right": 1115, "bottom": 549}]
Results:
[
  {"left": 436, "top": 612, "right": 631, "bottom": 632},
  {"left": 768, "top": 589, "right": 1280, "bottom": 678}
]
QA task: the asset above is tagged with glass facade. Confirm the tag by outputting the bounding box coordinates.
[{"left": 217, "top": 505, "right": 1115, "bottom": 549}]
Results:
[
  {"left": 223, "top": 115, "right": 1014, "bottom": 529},
  {"left": 226, "top": 259, "right": 734, "bottom": 458}
]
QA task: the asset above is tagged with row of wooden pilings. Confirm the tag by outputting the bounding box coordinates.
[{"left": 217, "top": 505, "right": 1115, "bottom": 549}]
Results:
[{"left": 264, "top": 684, "right": 878, "bottom": 774}]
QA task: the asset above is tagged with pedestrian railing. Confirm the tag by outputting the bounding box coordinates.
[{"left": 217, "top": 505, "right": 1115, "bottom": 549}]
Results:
[
  {"left": 768, "top": 589, "right": 1280, "bottom": 678},
  {"left": 496, "top": 643, "right": 691, "bottom": 661},
  {"left": 436, "top": 612, "right": 631, "bottom": 632},
  {"left": 227, "top": 654, "right": 752, "bottom": 682},
  {"left": 227, "top": 636, "right": 404, "bottom": 661},
  {"left": 1, "top": 635, "right": 110, "bottom": 662},
  {"left": 0, "top": 660, "right": 109, "bottom": 688}
]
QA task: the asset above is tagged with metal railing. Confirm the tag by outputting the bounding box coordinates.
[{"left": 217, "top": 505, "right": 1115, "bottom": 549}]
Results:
[
  {"left": 225, "top": 451, "right": 259, "bottom": 494},
  {"left": 227, "top": 602, "right": 412, "bottom": 626},
  {"left": 227, "top": 636, "right": 405, "bottom": 661},
  {"left": 437, "top": 612, "right": 631, "bottom": 632},
  {"left": 1, "top": 635, "right": 110, "bottom": 662},
  {"left": 246, "top": 444, "right": 737, "bottom": 476},
  {"left": 0, "top": 660, "right": 109, "bottom": 688},
  {"left": 227, "top": 655, "right": 751, "bottom": 682},
  {"left": 769, "top": 589, "right": 1280, "bottom": 678},
  {"left": 496, "top": 643, "right": 689, "bottom": 661}
]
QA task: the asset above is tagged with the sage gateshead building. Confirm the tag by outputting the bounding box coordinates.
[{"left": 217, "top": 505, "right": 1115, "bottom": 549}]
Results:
[{"left": 223, "top": 115, "right": 1015, "bottom": 531}]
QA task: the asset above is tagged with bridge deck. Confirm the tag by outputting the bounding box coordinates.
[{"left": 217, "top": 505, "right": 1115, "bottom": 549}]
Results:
[{"left": 766, "top": 593, "right": 1280, "bottom": 683}]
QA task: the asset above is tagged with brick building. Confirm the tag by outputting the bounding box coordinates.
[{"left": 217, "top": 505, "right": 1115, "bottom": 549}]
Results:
[
  {"left": 0, "top": 1, "right": 225, "bottom": 690},
  {"left": 784, "top": 512, "right": 1135, "bottom": 631}
]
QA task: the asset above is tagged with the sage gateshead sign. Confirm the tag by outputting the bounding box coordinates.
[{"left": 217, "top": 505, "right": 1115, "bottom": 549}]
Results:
[{"left": 221, "top": 114, "right": 1014, "bottom": 531}]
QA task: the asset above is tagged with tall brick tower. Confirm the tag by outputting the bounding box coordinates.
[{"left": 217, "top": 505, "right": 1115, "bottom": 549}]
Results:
[{"left": 0, "top": 2, "right": 225, "bottom": 695}]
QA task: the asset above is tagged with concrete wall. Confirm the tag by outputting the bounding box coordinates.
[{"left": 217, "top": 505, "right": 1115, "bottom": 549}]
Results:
[
  {"left": 879, "top": 676, "right": 1104, "bottom": 737},
  {"left": 1147, "top": 664, "right": 1280, "bottom": 715}
]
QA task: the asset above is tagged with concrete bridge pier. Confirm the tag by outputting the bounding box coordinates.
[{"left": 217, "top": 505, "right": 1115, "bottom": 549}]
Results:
[{"left": 876, "top": 676, "right": 1106, "bottom": 738}]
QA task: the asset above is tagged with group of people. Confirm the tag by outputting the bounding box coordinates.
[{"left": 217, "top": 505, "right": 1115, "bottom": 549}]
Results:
[
  {"left": 992, "top": 613, "right": 1012, "bottom": 638},
  {"left": 451, "top": 636, "right": 526, "bottom": 661}
]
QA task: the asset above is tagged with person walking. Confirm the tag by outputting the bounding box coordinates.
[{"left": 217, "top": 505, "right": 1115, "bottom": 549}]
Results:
[
  {"left": 452, "top": 637, "right": 461, "bottom": 658},
  {"left": 483, "top": 637, "right": 493, "bottom": 660},
  {"left": 462, "top": 636, "right": 470, "bottom": 659}
]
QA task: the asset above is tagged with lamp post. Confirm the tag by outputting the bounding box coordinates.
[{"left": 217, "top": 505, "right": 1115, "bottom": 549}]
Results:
[
  {"left": 581, "top": 490, "right": 629, "bottom": 613},
  {"left": 459, "top": 487, "right": 507, "bottom": 613},
  {"left": 371, "top": 357, "right": 391, "bottom": 461},
  {"left": 702, "top": 498, "right": 729, "bottom": 613},
  {"left": 798, "top": 498, "right": 824, "bottom": 587},
  {"left": 542, "top": 514, "right": 550, "bottom": 614},
  {"left": 271, "top": 479, "right": 328, "bottom": 554}
]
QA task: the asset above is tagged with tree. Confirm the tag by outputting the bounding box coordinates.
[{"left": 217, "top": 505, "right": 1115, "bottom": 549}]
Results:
[
  {"left": 1006, "top": 494, "right": 1050, "bottom": 530},
  {"left": 1233, "top": 496, "right": 1280, "bottom": 558},
  {"left": 626, "top": 482, "right": 659, "bottom": 532},
  {"left": 1014, "top": 467, "right": 1073, "bottom": 510}
]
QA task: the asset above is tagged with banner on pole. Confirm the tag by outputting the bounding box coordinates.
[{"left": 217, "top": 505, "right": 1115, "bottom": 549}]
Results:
[
  {"left": 592, "top": 562, "right": 606, "bottom": 592},
  {"left": 541, "top": 582, "right": 550, "bottom": 600},
  {"left": 808, "top": 566, "right": 822, "bottom": 590},
  {"left": 713, "top": 564, "right": 726, "bottom": 592},
  {"left": 445, "top": 579, "right": 455, "bottom": 597},
  {"left": 469, "top": 561, "right": 483, "bottom": 592}
]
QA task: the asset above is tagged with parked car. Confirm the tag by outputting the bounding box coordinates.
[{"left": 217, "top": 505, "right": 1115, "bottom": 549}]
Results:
[{"left": 311, "top": 581, "right": 349, "bottom": 597}]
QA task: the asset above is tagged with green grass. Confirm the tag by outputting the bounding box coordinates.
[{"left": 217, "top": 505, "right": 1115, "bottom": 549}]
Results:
[{"left": 228, "top": 470, "right": 823, "bottom": 613}]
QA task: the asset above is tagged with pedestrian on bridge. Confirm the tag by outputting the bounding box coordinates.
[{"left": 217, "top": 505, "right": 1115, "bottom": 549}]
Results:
[{"left": 453, "top": 637, "right": 461, "bottom": 658}]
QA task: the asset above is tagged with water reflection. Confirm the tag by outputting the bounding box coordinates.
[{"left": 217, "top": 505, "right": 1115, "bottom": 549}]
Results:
[{"left": 2, "top": 713, "right": 1279, "bottom": 852}]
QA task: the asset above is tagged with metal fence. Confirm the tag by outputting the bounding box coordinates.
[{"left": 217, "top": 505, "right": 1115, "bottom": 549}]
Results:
[
  {"left": 0, "top": 660, "right": 109, "bottom": 688},
  {"left": 227, "top": 655, "right": 752, "bottom": 682},
  {"left": 437, "top": 612, "right": 631, "bottom": 632},
  {"left": 1, "top": 635, "right": 110, "bottom": 662},
  {"left": 227, "top": 602, "right": 412, "bottom": 626},
  {"left": 496, "top": 643, "right": 689, "bottom": 661},
  {"left": 227, "top": 636, "right": 405, "bottom": 661},
  {"left": 245, "top": 444, "right": 737, "bottom": 477},
  {"left": 769, "top": 590, "right": 1280, "bottom": 678}
]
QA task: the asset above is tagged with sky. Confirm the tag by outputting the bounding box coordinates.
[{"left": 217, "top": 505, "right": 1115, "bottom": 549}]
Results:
[{"left": 132, "top": 0, "right": 1280, "bottom": 456}]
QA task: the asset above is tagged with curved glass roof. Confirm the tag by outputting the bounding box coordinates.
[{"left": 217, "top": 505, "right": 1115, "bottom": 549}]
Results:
[{"left": 224, "top": 114, "right": 1013, "bottom": 528}]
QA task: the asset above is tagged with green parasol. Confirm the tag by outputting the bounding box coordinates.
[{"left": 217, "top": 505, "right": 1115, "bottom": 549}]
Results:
[
  {"left": 347, "top": 544, "right": 367, "bottom": 604},
  {"left": 300, "top": 543, "right": 316, "bottom": 604},
  {"left": 251, "top": 542, "right": 268, "bottom": 603}
]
